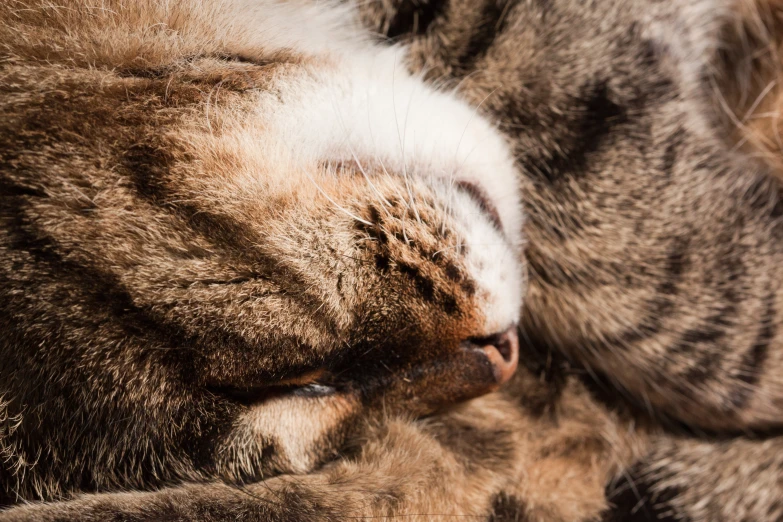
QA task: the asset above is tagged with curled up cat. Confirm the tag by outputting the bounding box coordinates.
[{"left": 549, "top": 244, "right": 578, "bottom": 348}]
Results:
[{"left": 2, "top": 0, "right": 783, "bottom": 520}]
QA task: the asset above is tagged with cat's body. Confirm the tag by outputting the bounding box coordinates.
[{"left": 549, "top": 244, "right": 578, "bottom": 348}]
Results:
[
  {"left": 2, "top": 0, "right": 783, "bottom": 521},
  {"left": 369, "top": 0, "right": 783, "bottom": 432}
]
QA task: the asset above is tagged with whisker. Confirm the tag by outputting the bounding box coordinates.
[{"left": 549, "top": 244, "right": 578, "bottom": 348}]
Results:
[
  {"left": 741, "top": 79, "right": 777, "bottom": 124},
  {"left": 326, "top": 92, "right": 393, "bottom": 212},
  {"left": 302, "top": 170, "right": 373, "bottom": 226},
  {"left": 392, "top": 53, "right": 421, "bottom": 230}
]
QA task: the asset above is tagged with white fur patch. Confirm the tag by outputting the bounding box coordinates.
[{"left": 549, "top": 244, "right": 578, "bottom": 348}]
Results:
[
  {"left": 237, "top": 32, "right": 525, "bottom": 334},
  {"left": 210, "top": 0, "right": 369, "bottom": 59}
]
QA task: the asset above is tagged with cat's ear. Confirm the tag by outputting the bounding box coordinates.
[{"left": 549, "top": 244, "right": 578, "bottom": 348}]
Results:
[
  {"left": 710, "top": 0, "right": 783, "bottom": 179},
  {"left": 645, "top": 0, "right": 783, "bottom": 179}
]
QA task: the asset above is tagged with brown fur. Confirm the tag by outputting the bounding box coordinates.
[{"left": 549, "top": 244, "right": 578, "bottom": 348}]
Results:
[
  {"left": 3, "top": 0, "right": 783, "bottom": 521},
  {"left": 0, "top": 0, "right": 517, "bottom": 504},
  {"left": 366, "top": 0, "right": 783, "bottom": 432},
  {"left": 713, "top": 0, "right": 783, "bottom": 179}
]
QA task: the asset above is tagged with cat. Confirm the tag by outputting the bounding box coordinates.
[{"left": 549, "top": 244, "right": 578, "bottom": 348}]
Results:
[
  {"left": 2, "top": 0, "right": 783, "bottom": 520},
  {"left": 0, "top": 0, "right": 524, "bottom": 505}
]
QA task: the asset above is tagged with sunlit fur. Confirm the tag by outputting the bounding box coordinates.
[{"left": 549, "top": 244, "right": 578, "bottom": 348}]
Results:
[
  {"left": 0, "top": 0, "right": 523, "bottom": 504},
  {"left": 374, "top": 0, "right": 783, "bottom": 432},
  {"left": 4, "top": 0, "right": 783, "bottom": 521}
]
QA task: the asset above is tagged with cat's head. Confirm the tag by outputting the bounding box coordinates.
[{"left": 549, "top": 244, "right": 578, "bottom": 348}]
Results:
[{"left": 0, "top": 0, "right": 524, "bottom": 499}]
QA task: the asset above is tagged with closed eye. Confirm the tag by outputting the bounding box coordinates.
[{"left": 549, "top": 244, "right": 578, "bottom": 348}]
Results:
[
  {"left": 207, "top": 369, "right": 337, "bottom": 405},
  {"left": 208, "top": 382, "right": 337, "bottom": 405}
]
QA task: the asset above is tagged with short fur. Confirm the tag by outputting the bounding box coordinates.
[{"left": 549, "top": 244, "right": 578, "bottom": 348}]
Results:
[
  {"left": 2, "top": 0, "right": 783, "bottom": 521},
  {"left": 0, "top": 0, "right": 525, "bottom": 504},
  {"left": 369, "top": 0, "right": 783, "bottom": 432}
]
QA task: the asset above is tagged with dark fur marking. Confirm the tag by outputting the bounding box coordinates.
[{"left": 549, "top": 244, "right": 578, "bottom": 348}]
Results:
[
  {"left": 460, "top": 279, "right": 477, "bottom": 297},
  {"left": 488, "top": 493, "right": 529, "bottom": 521},
  {"left": 356, "top": 206, "right": 389, "bottom": 245},
  {"left": 661, "top": 127, "right": 685, "bottom": 179},
  {"left": 430, "top": 419, "right": 515, "bottom": 472},
  {"left": 768, "top": 499, "right": 783, "bottom": 517},
  {"left": 368, "top": 205, "right": 382, "bottom": 226},
  {"left": 385, "top": 0, "right": 449, "bottom": 39},
  {"left": 668, "top": 228, "right": 745, "bottom": 384},
  {"left": 0, "top": 178, "right": 46, "bottom": 199},
  {"left": 444, "top": 262, "right": 462, "bottom": 282},
  {"left": 374, "top": 253, "right": 391, "bottom": 272},
  {"left": 527, "top": 81, "right": 629, "bottom": 183},
  {"left": 124, "top": 143, "right": 172, "bottom": 204},
  {"left": 455, "top": 0, "right": 516, "bottom": 75},
  {"left": 398, "top": 262, "right": 436, "bottom": 301},
  {"left": 620, "top": 235, "right": 691, "bottom": 345},
  {"left": 528, "top": 252, "right": 638, "bottom": 290},
  {"left": 512, "top": 330, "right": 567, "bottom": 417},
  {"left": 441, "top": 293, "right": 460, "bottom": 315},
  {"left": 771, "top": 194, "right": 783, "bottom": 222},
  {"left": 532, "top": 0, "right": 552, "bottom": 14},
  {"left": 729, "top": 292, "right": 775, "bottom": 409},
  {"left": 671, "top": 325, "right": 728, "bottom": 356},
  {"left": 604, "top": 465, "right": 688, "bottom": 522},
  {"left": 681, "top": 348, "right": 725, "bottom": 388},
  {"left": 745, "top": 172, "right": 783, "bottom": 222}
]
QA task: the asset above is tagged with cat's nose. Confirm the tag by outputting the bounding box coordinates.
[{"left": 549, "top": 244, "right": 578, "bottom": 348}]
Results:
[{"left": 461, "top": 325, "right": 519, "bottom": 386}]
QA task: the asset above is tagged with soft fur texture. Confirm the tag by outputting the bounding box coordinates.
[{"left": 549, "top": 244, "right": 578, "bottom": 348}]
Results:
[
  {"left": 0, "top": 0, "right": 525, "bottom": 503},
  {"left": 377, "top": 0, "right": 783, "bottom": 432},
  {"left": 2, "top": 0, "right": 783, "bottom": 521}
]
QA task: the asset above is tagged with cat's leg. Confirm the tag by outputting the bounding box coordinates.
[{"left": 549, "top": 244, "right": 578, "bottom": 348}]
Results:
[{"left": 0, "top": 388, "right": 635, "bottom": 522}]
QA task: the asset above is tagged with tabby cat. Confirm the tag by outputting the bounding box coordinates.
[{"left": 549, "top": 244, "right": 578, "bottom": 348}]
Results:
[{"left": 1, "top": 0, "right": 782, "bottom": 521}]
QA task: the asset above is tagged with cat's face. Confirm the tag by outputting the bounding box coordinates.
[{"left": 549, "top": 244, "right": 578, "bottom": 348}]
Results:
[
  {"left": 174, "top": 49, "right": 525, "bottom": 476},
  {"left": 0, "top": 0, "right": 524, "bottom": 498}
]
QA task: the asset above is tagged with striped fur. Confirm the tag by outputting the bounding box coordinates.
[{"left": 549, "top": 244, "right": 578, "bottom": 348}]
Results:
[{"left": 2, "top": 0, "right": 783, "bottom": 521}]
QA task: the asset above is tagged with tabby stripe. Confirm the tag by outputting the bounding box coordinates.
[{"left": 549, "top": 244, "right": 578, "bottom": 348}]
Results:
[
  {"left": 525, "top": 81, "right": 629, "bottom": 184},
  {"left": 1, "top": 178, "right": 339, "bottom": 385},
  {"left": 454, "top": 0, "right": 517, "bottom": 76},
  {"left": 661, "top": 127, "right": 685, "bottom": 179},
  {"left": 1, "top": 186, "right": 203, "bottom": 353},
  {"left": 617, "top": 234, "right": 691, "bottom": 347},
  {"left": 124, "top": 144, "right": 344, "bottom": 334},
  {"left": 488, "top": 493, "right": 530, "bottom": 522},
  {"left": 728, "top": 292, "right": 775, "bottom": 410},
  {"left": 603, "top": 464, "right": 688, "bottom": 522},
  {"left": 385, "top": 0, "right": 449, "bottom": 39}
]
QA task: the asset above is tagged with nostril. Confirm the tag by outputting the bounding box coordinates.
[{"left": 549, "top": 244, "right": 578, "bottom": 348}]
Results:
[
  {"left": 462, "top": 326, "right": 519, "bottom": 386},
  {"left": 466, "top": 334, "right": 495, "bottom": 355},
  {"left": 496, "top": 334, "right": 514, "bottom": 363},
  {"left": 468, "top": 331, "right": 515, "bottom": 363}
]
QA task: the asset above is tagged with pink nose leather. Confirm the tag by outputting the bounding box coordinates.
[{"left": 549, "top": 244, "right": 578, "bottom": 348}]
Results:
[
  {"left": 481, "top": 326, "right": 519, "bottom": 385},
  {"left": 466, "top": 326, "right": 519, "bottom": 386}
]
